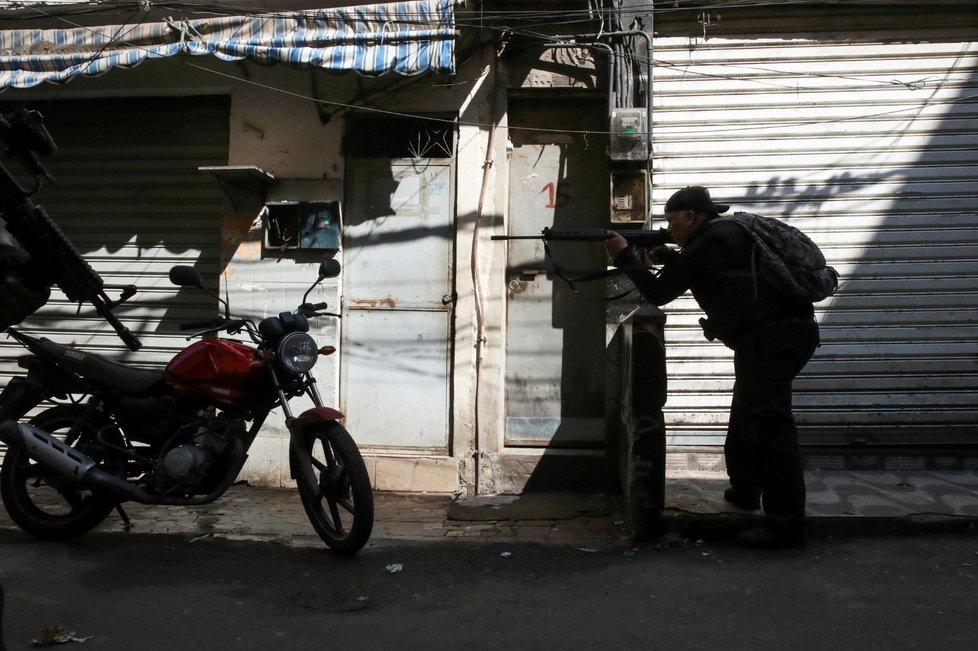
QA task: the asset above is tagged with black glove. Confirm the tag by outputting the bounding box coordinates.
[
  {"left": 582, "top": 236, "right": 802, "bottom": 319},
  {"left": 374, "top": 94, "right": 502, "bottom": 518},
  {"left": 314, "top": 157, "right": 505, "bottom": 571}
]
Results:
[
  {"left": 649, "top": 245, "right": 678, "bottom": 266},
  {"left": 698, "top": 317, "right": 717, "bottom": 342}
]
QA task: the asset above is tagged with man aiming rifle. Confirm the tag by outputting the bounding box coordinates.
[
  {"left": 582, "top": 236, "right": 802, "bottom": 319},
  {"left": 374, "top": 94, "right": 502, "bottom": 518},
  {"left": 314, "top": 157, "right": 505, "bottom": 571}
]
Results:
[{"left": 605, "top": 186, "right": 821, "bottom": 549}]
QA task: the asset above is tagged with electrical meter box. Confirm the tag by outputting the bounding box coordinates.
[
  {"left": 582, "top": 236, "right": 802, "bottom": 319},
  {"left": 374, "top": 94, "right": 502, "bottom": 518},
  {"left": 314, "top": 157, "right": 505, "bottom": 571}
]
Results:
[
  {"left": 609, "top": 108, "right": 649, "bottom": 161},
  {"left": 610, "top": 170, "right": 649, "bottom": 223},
  {"left": 263, "top": 201, "right": 342, "bottom": 251}
]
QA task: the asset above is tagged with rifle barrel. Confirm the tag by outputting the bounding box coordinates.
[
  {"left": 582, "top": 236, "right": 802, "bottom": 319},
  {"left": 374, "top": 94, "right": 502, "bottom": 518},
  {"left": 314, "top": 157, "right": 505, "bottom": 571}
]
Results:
[{"left": 491, "top": 228, "right": 672, "bottom": 247}]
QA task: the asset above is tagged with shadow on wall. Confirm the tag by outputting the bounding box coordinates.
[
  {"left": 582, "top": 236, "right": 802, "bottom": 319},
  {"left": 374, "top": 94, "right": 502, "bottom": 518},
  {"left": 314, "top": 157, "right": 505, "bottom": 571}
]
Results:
[
  {"left": 736, "top": 59, "right": 978, "bottom": 449},
  {"left": 0, "top": 95, "right": 231, "bottom": 346}
]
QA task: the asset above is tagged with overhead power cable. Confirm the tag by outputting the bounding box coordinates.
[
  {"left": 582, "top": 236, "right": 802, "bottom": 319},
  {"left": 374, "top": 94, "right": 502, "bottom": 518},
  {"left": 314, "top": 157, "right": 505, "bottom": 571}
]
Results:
[{"left": 2, "top": 2, "right": 974, "bottom": 139}]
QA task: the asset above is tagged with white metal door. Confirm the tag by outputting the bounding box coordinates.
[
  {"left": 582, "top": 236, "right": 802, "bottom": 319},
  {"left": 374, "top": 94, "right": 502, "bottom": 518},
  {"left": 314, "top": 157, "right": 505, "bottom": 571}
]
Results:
[{"left": 341, "top": 160, "right": 453, "bottom": 451}]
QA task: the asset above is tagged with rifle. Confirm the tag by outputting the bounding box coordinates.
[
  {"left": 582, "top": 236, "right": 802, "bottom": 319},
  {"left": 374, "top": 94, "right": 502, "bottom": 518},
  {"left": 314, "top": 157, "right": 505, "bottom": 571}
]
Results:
[
  {"left": 491, "top": 227, "right": 673, "bottom": 297},
  {"left": 0, "top": 108, "right": 142, "bottom": 351},
  {"left": 491, "top": 227, "right": 672, "bottom": 249}
]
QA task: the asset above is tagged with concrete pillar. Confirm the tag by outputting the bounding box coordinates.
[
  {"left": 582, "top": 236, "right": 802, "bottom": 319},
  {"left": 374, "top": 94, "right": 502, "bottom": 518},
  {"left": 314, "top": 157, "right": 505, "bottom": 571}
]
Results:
[{"left": 607, "top": 305, "right": 667, "bottom": 540}]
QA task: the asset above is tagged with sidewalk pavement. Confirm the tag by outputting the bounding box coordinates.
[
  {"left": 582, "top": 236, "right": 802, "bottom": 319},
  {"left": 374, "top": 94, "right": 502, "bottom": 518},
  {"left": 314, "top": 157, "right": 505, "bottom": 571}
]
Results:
[{"left": 1, "top": 470, "right": 976, "bottom": 549}]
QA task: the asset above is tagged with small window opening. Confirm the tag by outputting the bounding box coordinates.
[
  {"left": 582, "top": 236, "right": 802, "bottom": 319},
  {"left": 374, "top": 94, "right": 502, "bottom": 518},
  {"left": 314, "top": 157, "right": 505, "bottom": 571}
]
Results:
[{"left": 345, "top": 115, "right": 455, "bottom": 159}]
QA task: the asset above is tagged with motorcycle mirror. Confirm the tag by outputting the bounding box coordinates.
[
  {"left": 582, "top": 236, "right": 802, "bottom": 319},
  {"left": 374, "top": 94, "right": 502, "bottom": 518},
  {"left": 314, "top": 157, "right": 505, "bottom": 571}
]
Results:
[
  {"left": 302, "top": 259, "right": 342, "bottom": 306},
  {"left": 169, "top": 265, "right": 231, "bottom": 319},
  {"left": 168, "top": 265, "right": 204, "bottom": 288},
  {"left": 320, "top": 259, "right": 342, "bottom": 280}
]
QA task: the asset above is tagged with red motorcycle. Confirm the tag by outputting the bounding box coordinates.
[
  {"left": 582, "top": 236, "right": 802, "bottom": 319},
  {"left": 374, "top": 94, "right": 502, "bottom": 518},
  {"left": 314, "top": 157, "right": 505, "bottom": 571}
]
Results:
[{"left": 0, "top": 261, "right": 374, "bottom": 554}]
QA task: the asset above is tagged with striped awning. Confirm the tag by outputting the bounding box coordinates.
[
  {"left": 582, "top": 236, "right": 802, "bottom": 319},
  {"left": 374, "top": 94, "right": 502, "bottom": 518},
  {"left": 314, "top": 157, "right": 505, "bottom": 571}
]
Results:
[{"left": 0, "top": 0, "right": 456, "bottom": 90}]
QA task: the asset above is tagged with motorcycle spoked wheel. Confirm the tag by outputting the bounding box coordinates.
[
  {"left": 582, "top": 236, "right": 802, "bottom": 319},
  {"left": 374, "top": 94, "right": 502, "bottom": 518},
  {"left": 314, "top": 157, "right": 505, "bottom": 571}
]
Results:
[
  {"left": 291, "top": 422, "right": 374, "bottom": 555},
  {"left": 0, "top": 405, "right": 122, "bottom": 541}
]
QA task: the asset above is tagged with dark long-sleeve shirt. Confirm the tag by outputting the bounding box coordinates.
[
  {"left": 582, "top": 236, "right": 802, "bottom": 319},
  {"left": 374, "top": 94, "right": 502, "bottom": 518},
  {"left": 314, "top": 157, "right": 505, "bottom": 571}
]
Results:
[{"left": 613, "top": 218, "right": 814, "bottom": 348}]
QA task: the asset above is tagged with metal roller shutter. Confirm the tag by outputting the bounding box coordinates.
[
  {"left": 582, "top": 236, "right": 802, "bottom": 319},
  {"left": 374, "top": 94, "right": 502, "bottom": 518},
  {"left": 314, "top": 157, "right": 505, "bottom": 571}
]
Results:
[
  {"left": 651, "top": 32, "right": 978, "bottom": 448},
  {"left": 0, "top": 96, "right": 229, "bottom": 376}
]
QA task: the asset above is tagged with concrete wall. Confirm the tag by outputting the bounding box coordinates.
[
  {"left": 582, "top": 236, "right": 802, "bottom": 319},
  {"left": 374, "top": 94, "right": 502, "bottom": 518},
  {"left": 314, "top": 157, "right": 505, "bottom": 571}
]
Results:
[
  {"left": 213, "top": 57, "right": 500, "bottom": 492},
  {"left": 2, "top": 41, "right": 500, "bottom": 493}
]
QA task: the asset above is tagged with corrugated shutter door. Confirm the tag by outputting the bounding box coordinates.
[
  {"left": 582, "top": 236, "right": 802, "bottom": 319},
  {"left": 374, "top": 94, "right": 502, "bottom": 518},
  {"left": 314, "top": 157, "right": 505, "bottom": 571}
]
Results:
[
  {"left": 0, "top": 96, "right": 229, "bottom": 372},
  {"left": 651, "top": 35, "right": 978, "bottom": 447}
]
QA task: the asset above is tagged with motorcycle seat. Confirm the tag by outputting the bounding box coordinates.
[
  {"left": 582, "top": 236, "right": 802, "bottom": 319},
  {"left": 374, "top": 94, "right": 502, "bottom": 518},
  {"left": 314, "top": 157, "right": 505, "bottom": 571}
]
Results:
[{"left": 36, "top": 338, "right": 164, "bottom": 395}]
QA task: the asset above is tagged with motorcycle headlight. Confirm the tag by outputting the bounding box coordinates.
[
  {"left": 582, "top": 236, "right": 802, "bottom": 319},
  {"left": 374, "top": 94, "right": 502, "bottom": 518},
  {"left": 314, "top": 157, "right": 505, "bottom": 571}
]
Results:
[{"left": 277, "top": 332, "right": 319, "bottom": 374}]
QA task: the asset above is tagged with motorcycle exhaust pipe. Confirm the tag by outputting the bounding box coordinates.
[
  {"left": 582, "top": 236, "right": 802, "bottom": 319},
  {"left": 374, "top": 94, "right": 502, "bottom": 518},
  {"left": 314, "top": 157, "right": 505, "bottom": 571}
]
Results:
[{"left": 0, "top": 420, "right": 137, "bottom": 501}]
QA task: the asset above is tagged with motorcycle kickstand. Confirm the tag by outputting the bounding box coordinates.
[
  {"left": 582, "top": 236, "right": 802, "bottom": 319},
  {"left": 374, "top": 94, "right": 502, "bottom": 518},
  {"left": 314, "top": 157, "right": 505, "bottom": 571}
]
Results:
[{"left": 114, "top": 503, "right": 132, "bottom": 531}]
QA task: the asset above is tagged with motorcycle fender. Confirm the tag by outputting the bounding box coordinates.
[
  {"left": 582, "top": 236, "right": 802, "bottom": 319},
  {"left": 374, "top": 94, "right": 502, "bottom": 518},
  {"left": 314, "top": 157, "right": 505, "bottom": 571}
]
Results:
[
  {"left": 293, "top": 406, "right": 344, "bottom": 431},
  {"left": 288, "top": 407, "right": 345, "bottom": 481}
]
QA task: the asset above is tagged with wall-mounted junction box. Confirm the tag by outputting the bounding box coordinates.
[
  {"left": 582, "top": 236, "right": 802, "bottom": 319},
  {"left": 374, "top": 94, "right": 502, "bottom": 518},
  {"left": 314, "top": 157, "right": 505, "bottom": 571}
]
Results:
[
  {"left": 609, "top": 108, "right": 649, "bottom": 162},
  {"left": 263, "top": 201, "right": 342, "bottom": 251},
  {"left": 610, "top": 170, "right": 648, "bottom": 223}
]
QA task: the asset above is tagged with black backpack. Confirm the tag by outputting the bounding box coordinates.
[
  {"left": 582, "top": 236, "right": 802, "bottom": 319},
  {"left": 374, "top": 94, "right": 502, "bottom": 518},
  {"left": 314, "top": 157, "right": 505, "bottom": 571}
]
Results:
[{"left": 716, "top": 212, "right": 839, "bottom": 303}]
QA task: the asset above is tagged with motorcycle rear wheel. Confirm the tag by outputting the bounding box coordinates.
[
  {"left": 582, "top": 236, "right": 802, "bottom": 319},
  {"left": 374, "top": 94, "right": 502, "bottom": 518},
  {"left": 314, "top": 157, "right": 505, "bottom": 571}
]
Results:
[
  {"left": 0, "top": 405, "right": 121, "bottom": 541},
  {"left": 291, "top": 422, "right": 373, "bottom": 554}
]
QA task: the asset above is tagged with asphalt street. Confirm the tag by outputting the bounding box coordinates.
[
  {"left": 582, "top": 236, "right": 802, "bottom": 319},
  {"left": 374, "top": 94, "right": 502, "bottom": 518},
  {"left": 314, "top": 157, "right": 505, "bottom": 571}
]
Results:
[{"left": 0, "top": 529, "right": 975, "bottom": 650}]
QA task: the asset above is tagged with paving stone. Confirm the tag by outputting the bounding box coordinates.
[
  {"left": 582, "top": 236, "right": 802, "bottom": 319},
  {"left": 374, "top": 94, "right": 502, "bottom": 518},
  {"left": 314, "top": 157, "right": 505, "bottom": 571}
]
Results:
[{"left": 1, "top": 471, "right": 975, "bottom": 548}]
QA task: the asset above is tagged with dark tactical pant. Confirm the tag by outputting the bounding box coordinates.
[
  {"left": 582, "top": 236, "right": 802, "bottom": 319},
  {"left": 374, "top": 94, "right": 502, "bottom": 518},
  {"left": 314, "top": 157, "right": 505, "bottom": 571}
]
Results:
[{"left": 725, "top": 318, "right": 820, "bottom": 534}]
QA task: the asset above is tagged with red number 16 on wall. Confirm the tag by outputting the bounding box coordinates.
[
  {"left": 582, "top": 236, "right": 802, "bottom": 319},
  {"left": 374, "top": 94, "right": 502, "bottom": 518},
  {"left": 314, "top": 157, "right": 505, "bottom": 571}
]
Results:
[{"left": 541, "top": 181, "right": 571, "bottom": 209}]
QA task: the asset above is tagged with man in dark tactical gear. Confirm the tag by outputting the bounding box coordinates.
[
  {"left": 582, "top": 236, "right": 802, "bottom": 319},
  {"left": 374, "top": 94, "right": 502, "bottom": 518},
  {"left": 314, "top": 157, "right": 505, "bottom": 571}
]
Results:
[{"left": 605, "top": 187, "right": 819, "bottom": 549}]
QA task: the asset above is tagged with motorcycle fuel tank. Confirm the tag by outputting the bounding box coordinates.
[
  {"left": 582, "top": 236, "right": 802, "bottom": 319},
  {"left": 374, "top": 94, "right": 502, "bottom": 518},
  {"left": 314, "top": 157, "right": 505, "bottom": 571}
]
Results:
[{"left": 164, "top": 340, "right": 266, "bottom": 400}]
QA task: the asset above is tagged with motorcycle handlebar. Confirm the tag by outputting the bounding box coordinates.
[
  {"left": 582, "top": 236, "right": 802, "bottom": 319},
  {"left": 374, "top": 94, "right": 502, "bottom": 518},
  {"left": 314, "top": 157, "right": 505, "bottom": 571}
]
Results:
[
  {"left": 298, "top": 302, "right": 340, "bottom": 319},
  {"left": 179, "top": 318, "right": 229, "bottom": 332},
  {"left": 181, "top": 307, "right": 338, "bottom": 341},
  {"left": 179, "top": 318, "right": 253, "bottom": 340},
  {"left": 224, "top": 318, "right": 250, "bottom": 332}
]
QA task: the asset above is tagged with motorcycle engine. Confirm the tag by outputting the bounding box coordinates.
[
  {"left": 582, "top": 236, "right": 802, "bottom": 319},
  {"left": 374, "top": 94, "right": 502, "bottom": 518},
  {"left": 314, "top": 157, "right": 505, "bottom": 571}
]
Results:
[
  {"left": 151, "top": 409, "right": 245, "bottom": 495},
  {"left": 160, "top": 444, "right": 212, "bottom": 489}
]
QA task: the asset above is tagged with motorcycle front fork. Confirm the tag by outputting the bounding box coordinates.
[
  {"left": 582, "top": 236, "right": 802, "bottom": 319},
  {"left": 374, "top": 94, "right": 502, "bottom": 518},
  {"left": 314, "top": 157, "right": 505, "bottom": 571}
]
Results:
[{"left": 270, "top": 368, "right": 326, "bottom": 489}]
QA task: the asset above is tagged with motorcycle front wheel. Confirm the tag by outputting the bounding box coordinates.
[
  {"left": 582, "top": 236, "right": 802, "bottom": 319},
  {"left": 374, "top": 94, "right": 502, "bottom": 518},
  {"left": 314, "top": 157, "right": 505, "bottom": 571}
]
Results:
[
  {"left": 291, "top": 422, "right": 373, "bottom": 555},
  {"left": 0, "top": 405, "right": 121, "bottom": 541}
]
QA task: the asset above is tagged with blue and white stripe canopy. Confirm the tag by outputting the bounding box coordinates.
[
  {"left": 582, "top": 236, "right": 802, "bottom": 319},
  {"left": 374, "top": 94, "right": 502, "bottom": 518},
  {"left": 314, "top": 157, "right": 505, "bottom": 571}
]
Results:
[{"left": 0, "top": 0, "right": 456, "bottom": 90}]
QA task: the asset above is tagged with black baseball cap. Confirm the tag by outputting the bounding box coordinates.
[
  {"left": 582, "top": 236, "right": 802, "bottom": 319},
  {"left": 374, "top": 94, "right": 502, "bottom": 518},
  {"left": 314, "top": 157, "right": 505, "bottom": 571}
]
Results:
[{"left": 664, "top": 186, "right": 730, "bottom": 214}]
